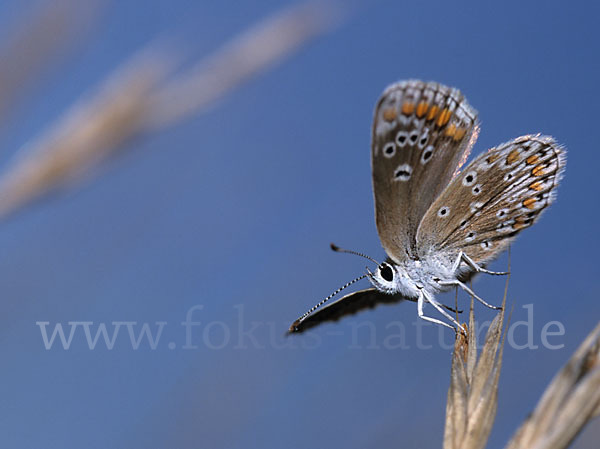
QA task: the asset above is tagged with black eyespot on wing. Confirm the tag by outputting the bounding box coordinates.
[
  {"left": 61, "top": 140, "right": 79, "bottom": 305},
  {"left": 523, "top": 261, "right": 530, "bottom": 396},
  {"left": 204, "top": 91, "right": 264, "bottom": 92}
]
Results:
[
  {"left": 380, "top": 264, "right": 393, "bottom": 281},
  {"left": 422, "top": 148, "right": 433, "bottom": 161},
  {"left": 462, "top": 170, "right": 477, "bottom": 186},
  {"left": 392, "top": 163, "right": 413, "bottom": 181}
]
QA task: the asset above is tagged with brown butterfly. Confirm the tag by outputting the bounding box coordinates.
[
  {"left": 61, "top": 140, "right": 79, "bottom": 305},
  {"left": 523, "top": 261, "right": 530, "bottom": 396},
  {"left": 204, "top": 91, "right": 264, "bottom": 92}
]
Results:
[{"left": 289, "top": 80, "right": 566, "bottom": 334}]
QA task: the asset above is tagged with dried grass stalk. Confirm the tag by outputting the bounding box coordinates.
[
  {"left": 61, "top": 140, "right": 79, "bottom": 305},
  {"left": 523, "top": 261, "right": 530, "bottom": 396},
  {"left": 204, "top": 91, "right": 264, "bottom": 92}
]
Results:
[
  {"left": 505, "top": 321, "right": 600, "bottom": 449},
  {"left": 0, "top": 1, "right": 340, "bottom": 219},
  {"left": 146, "top": 1, "right": 341, "bottom": 127},
  {"left": 0, "top": 0, "right": 103, "bottom": 121},
  {"left": 0, "top": 52, "right": 170, "bottom": 218},
  {"left": 444, "top": 274, "right": 510, "bottom": 449}
]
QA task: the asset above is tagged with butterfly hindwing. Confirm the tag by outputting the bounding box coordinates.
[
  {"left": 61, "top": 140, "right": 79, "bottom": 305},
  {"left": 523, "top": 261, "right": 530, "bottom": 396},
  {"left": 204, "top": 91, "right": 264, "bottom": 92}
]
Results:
[
  {"left": 288, "top": 288, "right": 406, "bottom": 334},
  {"left": 416, "top": 135, "right": 566, "bottom": 264},
  {"left": 371, "top": 80, "right": 479, "bottom": 263}
]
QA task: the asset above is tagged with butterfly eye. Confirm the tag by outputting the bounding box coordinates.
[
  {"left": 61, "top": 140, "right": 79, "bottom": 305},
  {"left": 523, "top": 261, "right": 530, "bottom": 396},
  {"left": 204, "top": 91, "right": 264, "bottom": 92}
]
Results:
[{"left": 379, "top": 264, "right": 394, "bottom": 282}]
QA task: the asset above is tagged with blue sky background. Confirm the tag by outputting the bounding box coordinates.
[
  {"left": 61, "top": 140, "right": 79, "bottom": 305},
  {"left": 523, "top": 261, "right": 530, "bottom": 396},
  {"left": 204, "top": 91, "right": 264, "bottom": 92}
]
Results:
[{"left": 1, "top": 1, "right": 599, "bottom": 448}]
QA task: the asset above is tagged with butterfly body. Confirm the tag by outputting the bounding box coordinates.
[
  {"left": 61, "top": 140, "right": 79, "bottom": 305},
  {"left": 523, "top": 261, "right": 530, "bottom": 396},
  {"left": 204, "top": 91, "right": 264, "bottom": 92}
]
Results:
[
  {"left": 289, "top": 80, "right": 566, "bottom": 334},
  {"left": 370, "top": 255, "right": 457, "bottom": 298}
]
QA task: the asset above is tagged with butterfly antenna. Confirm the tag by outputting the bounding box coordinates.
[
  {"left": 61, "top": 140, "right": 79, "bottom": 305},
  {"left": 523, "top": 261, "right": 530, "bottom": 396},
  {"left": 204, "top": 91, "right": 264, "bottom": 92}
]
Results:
[
  {"left": 330, "top": 243, "right": 380, "bottom": 266},
  {"left": 289, "top": 273, "right": 368, "bottom": 331}
]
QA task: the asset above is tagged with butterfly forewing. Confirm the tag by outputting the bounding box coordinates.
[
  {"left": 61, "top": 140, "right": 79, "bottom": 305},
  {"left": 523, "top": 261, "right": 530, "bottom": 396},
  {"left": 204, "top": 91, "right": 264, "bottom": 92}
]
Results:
[
  {"left": 416, "top": 135, "right": 566, "bottom": 264},
  {"left": 371, "top": 80, "right": 479, "bottom": 263}
]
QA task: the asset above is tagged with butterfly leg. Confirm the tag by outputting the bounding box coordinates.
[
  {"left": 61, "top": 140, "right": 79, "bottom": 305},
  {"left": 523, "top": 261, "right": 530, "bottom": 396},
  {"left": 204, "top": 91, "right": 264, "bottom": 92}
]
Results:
[
  {"left": 437, "top": 279, "right": 502, "bottom": 310},
  {"left": 417, "top": 290, "right": 461, "bottom": 332},
  {"left": 452, "top": 251, "right": 509, "bottom": 276}
]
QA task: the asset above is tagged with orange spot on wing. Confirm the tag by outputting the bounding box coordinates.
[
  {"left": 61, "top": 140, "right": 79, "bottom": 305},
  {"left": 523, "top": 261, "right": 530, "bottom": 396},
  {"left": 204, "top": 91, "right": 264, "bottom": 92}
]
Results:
[
  {"left": 416, "top": 101, "right": 429, "bottom": 118},
  {"left": 522, "top": 198, "right": 537, "bottom": 209},
  {"left": 427, "top": 105, "right": 439, "bottom": 121},
  {"left": 436, "top": 108, "right": 452, "bottom": 127},
  {"left": 529, "top": 181, "right": 543, "bottom": 191},
  {"left": 513, "top": 220, "right": 529, "bottom": 230},
  {"left": 486, "top": 153, "right": 500, "bottom": 164},
  {"left": 382, "top": 108, "right": 397, "bottom": 122},
  {"left": 453, "top": 127, "right": 467, "bottom": 141},
  {"left": 401, "top": 102, "right": 415, "bottom": 115},
  {"left": 532, "top": 165, "right": 545, "bottom": 176},
  {"left": 526, "top": 155, "right": 539, "bottom": 165},
  {"left": 445, "top": 124, "right": 457, "bottom": 137},
  {"left": 506, "top": 149, "right": 520, "bottom": 164}
]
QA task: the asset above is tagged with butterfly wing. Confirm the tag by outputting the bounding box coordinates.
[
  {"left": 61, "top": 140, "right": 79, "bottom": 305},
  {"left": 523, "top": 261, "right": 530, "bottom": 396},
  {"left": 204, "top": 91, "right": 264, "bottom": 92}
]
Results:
[
  {"left": 372, "top": 80, "right": 479, "bottom": 263},
  {"left": 416, "top": 135, "right": 566, "bottom": 264},
  {"left": 288, "top": 288, "right": 406, "bottom": 334}
]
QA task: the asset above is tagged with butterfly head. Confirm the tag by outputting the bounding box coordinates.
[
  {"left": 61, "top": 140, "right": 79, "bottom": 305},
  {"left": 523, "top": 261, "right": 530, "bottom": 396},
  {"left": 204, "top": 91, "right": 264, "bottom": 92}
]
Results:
[
  {"left": 367, "top": 261, "right": 403, "bottom": 293},
  {"left": 329, "top": 243, "right": 421, "bottom": 298},
  {"left": 366, "top": 259, "right": 423, "bottom": 299}
]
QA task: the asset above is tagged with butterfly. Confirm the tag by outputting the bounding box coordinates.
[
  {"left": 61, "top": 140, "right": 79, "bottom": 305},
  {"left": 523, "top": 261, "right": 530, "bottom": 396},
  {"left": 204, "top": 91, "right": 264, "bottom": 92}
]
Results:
[{"left": 289, "top": 80, "right": 566, "bottom": 334}]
